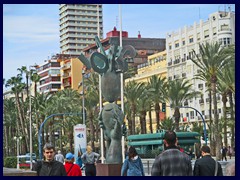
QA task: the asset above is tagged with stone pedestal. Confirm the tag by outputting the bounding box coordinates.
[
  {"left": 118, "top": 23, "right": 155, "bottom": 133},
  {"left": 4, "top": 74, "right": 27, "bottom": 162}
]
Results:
[{"left": 96, "top": 163, "right": 122, "bottom": 176}]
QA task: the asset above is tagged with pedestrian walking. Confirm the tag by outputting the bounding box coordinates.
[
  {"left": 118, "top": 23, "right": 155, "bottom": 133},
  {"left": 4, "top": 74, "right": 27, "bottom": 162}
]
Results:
[
  {"left": 227, "top": 146, "right": 233, "bottom": 159},
  {"left": 121, "top": 146, "right": 145, "bottom": 176},
  {"left": 187, "top": 147, "right": 193, "bottom": 160},
  {"left": 221, "top": 146, "right": 227, "bottom": 161},
  {"left": 32, "top": 143, "right": 67, "bottom": 176},
  {"left": 193, "top": 145, "right": 223, "bottom": 176},
  {"left": 151, "top": 130, "right": 192, "bottom": 176},
  {"left": 76, "top": 151, "right": 83, "bottom": 169},
  {"left": 64, "top": 152, "right": 82, "bottom": 176},
  {"left": 54, "top": 150, "right": 64, "bottom": 163},
  {"left": 81, "top": 145, "right": 100, "bottom": 176}
]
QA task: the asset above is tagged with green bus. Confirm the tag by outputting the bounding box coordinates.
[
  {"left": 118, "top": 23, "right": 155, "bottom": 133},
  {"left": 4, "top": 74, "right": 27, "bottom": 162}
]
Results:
[{"left": 127, "top": 130, "right": 201, "bottom": 158}]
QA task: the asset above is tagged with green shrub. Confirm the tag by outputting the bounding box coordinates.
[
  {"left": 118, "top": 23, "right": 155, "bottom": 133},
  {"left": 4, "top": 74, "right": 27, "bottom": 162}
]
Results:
[{"left": 4, "top": 156, "right": 17, "bottom": 168}]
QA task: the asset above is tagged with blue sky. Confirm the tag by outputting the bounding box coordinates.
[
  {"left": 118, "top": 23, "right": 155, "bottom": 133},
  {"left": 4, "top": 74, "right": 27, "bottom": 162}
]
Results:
[{"left": 3, "top": 4, "right": 235, "bottom": 86}]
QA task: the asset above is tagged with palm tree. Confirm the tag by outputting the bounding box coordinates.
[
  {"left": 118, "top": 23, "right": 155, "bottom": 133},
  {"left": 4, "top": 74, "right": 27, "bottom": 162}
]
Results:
[
  {"left": 124, "top": 80, "right": 145, "bottom": 135},
  {"left": 3, "top": 98, "right": 18, "bottom": 156},
  {"left": 5, "top": 75, "right": 29, "bottom": 153},
  {"left": 217, "top": 60, "right": 235, "bottom": 148},
  {"left": 166, "top": 79, "right": 200, "bottom": 132},
  {"left": 84, "top": 72, "right": 101, "bottom": 150},
  {"left": 147, "top": 75, "right": 167, "bottom": 132},
  {"left": 159, "top": 117, "right": 175, "bottom": 131},
  {"left": 136, "top": 86, "right": 151, "bottom": 134},
  {"left": 191, "top": 42, "right": 233, "bottom": 160},
  {"left": 31, "top": 72, "right": 41, "bottom": 97},
  {"left": 17, "top": 66, "right": 30, "bottom": 98}
]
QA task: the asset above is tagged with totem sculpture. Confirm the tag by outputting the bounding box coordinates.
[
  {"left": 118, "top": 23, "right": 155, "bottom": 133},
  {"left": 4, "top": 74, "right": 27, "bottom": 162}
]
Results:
[{"left": 78, "top": 36, "right": 136, "bottom": 164}]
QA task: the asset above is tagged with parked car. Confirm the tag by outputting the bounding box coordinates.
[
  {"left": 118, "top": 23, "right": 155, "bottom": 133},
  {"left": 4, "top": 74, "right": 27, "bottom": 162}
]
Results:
[{"left": 25, "top": 153, "right": 37, "bottom": 160}]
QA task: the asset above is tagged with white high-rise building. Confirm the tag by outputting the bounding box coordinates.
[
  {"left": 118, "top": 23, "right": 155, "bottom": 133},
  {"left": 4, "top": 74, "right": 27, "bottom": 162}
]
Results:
[
  {"left": 166, "top": 10, "right": 235, "bottom": 123},
  {"left": 59, "top": 4, "right": 103, "bottom": 55}
]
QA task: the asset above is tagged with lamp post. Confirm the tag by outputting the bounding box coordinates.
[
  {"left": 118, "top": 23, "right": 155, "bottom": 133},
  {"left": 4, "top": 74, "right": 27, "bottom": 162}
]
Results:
[
  {"left": 119, "top": 4, "right": 126, "bottom": 163},
  {"left": 29, "top": 65, "right": 36, "bottom": 170},
  {"left": 14, "top": 136, "right": 22, "bottom": 169},
  {"left": 82, "top": 68, "right": 86, "bottom": 125}
]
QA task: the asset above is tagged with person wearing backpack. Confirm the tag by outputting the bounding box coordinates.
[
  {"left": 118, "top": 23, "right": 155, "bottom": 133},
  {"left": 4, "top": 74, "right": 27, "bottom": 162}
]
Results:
[
  {"left": 121, "top": 146, "right": 145, "bottom": 176},
  {"left": 64, "top": 152, "right": 82, "bottom": 176}
]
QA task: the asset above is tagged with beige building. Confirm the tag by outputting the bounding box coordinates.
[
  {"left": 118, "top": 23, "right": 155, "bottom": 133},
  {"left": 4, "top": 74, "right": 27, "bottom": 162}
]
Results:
[
  {"left": 166, "top": 10, "right": 235, "bottom": 124},
  {"left": 59, "top": 4, "right": 103, "bottom": 55},
  {"left": 126, "top": 50, "right": 169, "bottom": 133}
]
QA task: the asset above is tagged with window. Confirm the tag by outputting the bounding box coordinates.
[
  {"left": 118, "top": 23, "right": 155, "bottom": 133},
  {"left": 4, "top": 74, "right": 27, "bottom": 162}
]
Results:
[
  {"left": 189, "top": 37, "right": 194, "bottom": 43},
  {"left": 213, "top": 27, "right": 217, "bottom": 36},
  {"left": 204, "top": 30, "right": 209, "bottom": 38},
  {"left": 190, "top": 111, "right": 194, "bottom": 119},
  {"left": 197, "top": 33, "right": 201, "bottom": 41},
  {"left": 182, "top": 40, "right": 185, "bottom": 46}
]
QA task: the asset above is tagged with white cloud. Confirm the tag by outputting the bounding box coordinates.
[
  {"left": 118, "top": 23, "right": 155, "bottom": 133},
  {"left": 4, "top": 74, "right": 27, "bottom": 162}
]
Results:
[{"left": 3, "top": 15, "right": 59, "bottom": 43}]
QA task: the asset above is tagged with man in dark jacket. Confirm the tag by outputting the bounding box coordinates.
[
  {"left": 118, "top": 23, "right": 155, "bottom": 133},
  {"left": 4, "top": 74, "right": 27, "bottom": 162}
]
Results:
[
  {"left": 193, "top": 145, "right": 223, "bottom": 176},
  {"left": 33, "top": 143, "right": 67, "bottom": 176},
  {"left": 151, "top": 130, "right": 192, "bottom": 176}
]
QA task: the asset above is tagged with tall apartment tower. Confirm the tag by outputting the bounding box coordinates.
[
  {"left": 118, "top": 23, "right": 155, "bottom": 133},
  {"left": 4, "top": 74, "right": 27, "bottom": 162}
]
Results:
[{"left": 59, "top": 4, "right": 103, "bottom": 55}]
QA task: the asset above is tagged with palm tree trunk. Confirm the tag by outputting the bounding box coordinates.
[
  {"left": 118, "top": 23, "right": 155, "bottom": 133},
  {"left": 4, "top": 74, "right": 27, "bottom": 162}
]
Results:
[
  {"left": 228, "top": 91, "right": 235, "bottom": 148},
  {"left": 148, "top": 108, "right": 153, "bottom": 133},
  {"left": 155, "top": 103, "right": 160, "bottom": 131},
  {"left": 15, "top": 92, "right": 29, "bottom": 152},
  {"left": 209, "top": 89, "right": 216, "bottom": 155},
  {"left": 127, "top": 115, "right": 132, "bottom": 135},
  {"left": 222, "top": 93, "right": 228, "bottom": 148},
  {"left": 174, "top": 107, "right": 180, "bottom": 132},
  {"left": 212, "top": 80, "right": 221, "bottom": 160},
  {"left": 131, "top": 106, "right": 136, "bottom": 135}
]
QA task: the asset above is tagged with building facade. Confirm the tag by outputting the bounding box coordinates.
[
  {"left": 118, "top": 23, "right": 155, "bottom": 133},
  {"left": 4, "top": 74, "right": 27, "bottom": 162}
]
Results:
[
  {"left": 166, "top": 10, "right": 235, "bottom": 123},
  {"left": 36, "top": 54, "right": 78, "bottom": 94},
  {"left": 59, "top": 4, "right": 103, "bottom": 55},
  {"left": 60, "top": 57, "right": 84, "bottom": 92}
]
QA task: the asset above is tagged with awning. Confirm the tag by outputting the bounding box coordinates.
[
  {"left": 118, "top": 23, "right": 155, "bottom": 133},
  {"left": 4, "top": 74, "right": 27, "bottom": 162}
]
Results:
[{"left": 128, "top": 140, "right": 163, "bottom": 146}]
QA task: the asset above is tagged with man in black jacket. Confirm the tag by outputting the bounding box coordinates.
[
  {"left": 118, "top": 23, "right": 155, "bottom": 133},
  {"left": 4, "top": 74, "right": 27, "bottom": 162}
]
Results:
[
  {"left": 33, "top": 143, "right": 67, "bottom": 176},
  {"left": 193, "top": 145, "right": 223, "bottom": 176}
]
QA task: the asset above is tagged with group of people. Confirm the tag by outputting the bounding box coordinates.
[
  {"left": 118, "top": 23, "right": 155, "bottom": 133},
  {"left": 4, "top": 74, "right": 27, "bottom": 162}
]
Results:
[
  {"left": 221, "top": 145, "right": 234, "bottom": 161},
  {"left": 122, "top": 131, "right": 234, "bottom": 176},
  {"left": 32, "top": 144, "right": 100, "bottom": 176},
  {"left": 33, "top": 130, "right": 234, "bottom": 176}
]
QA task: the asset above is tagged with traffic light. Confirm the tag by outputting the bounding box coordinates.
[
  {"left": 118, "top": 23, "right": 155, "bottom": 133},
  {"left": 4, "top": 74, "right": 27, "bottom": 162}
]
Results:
[
  {"left": 202, "top": 132, "right": 208, "bottom": 141},
  {"left": 162, "top": 103, "right": 166, "bottom": 112},
  {"left": 122, "top": 122, "right": 127, "bottom": 137}
]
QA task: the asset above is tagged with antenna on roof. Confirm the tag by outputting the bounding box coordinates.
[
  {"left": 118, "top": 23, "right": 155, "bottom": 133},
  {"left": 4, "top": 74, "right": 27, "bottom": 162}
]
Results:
[{"left": 116, "top": 16, "right": 118, "bottom": 29}]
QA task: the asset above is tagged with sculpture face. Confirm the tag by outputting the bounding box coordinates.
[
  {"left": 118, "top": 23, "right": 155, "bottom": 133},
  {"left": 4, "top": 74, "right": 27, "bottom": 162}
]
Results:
[{"left": 101, "top": 71, "right": 120, "bottom": 102}]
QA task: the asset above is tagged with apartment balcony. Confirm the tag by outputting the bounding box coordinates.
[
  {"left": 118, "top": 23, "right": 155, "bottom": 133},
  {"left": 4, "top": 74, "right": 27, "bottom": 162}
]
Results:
[{"left": 63, "top": 82, "right": 71, "bottom": 87}]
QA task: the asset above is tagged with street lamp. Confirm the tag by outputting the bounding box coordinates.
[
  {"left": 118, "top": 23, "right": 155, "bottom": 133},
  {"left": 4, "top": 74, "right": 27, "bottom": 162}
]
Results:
[
  {"left": 82, "top": 68, "right": 86, "bottom": 125},
  {"left": 14, "top": 136, "right": 22, "bottom": 169},
  {"left": 29, "top": 65, "right": 36, "bottom": 170}
]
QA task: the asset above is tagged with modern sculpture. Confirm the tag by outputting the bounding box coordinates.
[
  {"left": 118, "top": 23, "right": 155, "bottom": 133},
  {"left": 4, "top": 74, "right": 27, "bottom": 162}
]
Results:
[{"left": 78, "top": 36, "right": 136, "bottom": 164}]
